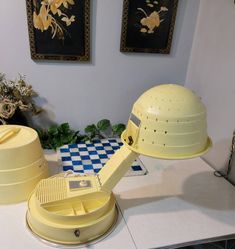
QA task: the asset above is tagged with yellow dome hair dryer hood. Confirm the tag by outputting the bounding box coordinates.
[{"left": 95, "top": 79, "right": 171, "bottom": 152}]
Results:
[
  {"left": 122, "top": 84, "right": 211, "bottom": 159},
  {"left": 26, "top": 84, "right": 211, "bottom": 245}
]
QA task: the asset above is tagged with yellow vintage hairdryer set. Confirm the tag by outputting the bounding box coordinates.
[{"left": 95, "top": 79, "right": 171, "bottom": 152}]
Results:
[{"left": 0, "top": 84, "right": 211, "bottom": 245}]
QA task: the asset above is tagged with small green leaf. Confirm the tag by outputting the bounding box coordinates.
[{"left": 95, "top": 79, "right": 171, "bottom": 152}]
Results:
[
  {"left": 97, "top": 119, "right": 111, "bottom": 132},
  {"left": 59, "top": 123, "right": 70, "bottom": 133},
  {"left": 81, "top": 135, "right": 90, "bottom": 142},
  {"left": 112, "top": 123, "right": 126, "bottom": 137},
  {"left": 48, "top": 125, "right": 59, "bottom": 135},
  {"left": 36, "top": 128, "right": 43, "bottom": 137},
  {"left": 85, "top": 124, "right": 97, "bottom": 134}
]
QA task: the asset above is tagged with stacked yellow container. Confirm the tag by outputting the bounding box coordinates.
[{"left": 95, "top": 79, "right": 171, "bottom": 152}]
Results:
[{"left": 0, "top": 125, "right": 48, "bottom": 204}]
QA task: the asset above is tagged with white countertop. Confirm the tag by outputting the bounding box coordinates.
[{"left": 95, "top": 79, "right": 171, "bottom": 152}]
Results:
[
  {"left": 115, "top": 156, "right": 235, "bottom": 249},
  {"left": 0, "top": 202, "right": 135, "bottom": 249},
  {"left": 0, "top": 153, "right": 235, "bottom": 249}
]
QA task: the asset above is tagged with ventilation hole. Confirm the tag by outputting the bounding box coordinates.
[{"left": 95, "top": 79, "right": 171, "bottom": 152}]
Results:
[
  {"left": 165, "top": 131, "right": 167, "bottom": 134},
  {"left": 163, "top": 144, "right": 166, "bottom": 146},
  {"left": 124, "top": 139, "right": 126, "bottom": 142},
  {"left": 142, "top": 139, "right": 144, "bottom": 142},
  {"left": 144, "top": 127, "right": 147, "bottom": 130},
  {"left": 154, "top": 130, "right": 156, "bottom": 132},
  {"left": 166, "top": 120, "right": 169, "bottom": 122},
  {"left": 156, "top": 118, "right": 158, "bottom": 121}
]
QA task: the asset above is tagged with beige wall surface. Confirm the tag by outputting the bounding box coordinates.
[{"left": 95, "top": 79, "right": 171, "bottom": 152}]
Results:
[{"left": 186, "top": 0, "right": 235, "bottom": 183}]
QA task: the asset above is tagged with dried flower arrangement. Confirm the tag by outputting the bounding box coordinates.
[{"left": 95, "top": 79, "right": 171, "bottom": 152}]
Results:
[{"left": 0, "top": 73, "right": 42, "bottom": 125}]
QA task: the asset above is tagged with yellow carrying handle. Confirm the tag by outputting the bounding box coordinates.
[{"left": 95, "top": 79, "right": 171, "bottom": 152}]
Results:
[
  {"left": 98, "top": 146, "right": 138, "bottom": 192},
  {"left": 0, "top": 127, "right": 21, "bottom": 143}
]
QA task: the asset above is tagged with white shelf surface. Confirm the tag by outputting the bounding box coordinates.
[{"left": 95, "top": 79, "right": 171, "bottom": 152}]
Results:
[
  {"left": 0, "top": 202, "right": 135, "bottom": 249},
  {"left": 114, "top": 156, "right": 235, "bottom": 249}
]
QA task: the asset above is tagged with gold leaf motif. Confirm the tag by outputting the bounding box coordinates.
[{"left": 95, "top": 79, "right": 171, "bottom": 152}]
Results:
[
  {"left": 32, "top": 0, "right": 76, "bottom": 40},
  {"left": 57, "top": 9, "right": 62, "bottom": 16},
  {"left": 67, "top": 0, "right": 75, "bottom": 5},
  {"left": 61, "top": 15, "right": 75, "bottom": 26},
  {"left": 33, "top": 5, "right": 52, "bottom": 32},
  {"left": 140, "top": 28, "right": 147, "bottom": 33},
  {"left": 161, "top": 6, "right": 168, "bottom": 11},
  {"left": 137, "top": 3, "right": 168, "bottom": 34},
  {"left": 63, "top": 1, "right": 68, "bottom": 8}
]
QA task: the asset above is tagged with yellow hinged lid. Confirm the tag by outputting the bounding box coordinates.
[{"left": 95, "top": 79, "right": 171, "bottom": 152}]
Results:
[
  {"left": 0, "top": 125, "right": 36, "bottom": 148},
  {"left": 0, "top": 125, "right": 44, "bottom": 170}
]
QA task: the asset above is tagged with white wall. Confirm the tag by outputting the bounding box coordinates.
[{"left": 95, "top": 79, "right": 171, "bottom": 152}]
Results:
[
  {"left": 0, "top": 0, "right": 200, "bottom": 131},
  {"left": 186, "top": 0, "right": 235, "bottom": 182}
]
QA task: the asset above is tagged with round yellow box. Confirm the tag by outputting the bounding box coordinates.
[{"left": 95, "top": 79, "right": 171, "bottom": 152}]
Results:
[{"left": 0, "top": 125, "right": 48, "bottom": 204}]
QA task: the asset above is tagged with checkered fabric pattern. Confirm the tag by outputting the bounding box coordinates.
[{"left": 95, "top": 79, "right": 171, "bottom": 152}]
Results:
[{"left": 58, "top": 138, "right": 147, "bottom": 176}]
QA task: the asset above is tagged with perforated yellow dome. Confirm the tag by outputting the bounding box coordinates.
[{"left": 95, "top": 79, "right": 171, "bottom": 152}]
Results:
[{"left": 121, "top": 84, "right": 212, "bottom": 159}]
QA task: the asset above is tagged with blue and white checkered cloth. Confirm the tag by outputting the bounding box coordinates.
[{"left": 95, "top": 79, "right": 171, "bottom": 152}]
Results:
[{"left": 58, "top": 138, "right": 147, "bottom": 176}]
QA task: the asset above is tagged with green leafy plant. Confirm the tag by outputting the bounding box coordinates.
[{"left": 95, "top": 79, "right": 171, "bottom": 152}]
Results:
[
  {"left": 84, "top": 119, "right": 126, "bottom": 141},
  {"left": 37, "top": 120, "right": 126, "bottom": 150},
  {"left": 36, "top": 123, "right": 80, "bottom": 150}
]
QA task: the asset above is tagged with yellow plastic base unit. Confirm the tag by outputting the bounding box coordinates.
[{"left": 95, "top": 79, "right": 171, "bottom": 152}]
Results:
[
  {"left": 26, "top": 146, "right": 136, "bottom": 245},
  {"left": 26, "top": 174, "right": 118, "bottom": 245}
]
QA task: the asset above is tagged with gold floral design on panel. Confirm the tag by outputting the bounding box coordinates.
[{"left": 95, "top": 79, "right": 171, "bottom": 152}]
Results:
[
  {"left": 33, "top": 0, "right": 76, "bottom": 40},
  {"left": 138, "top": 0, "right": 168, "bottom": 34}
]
